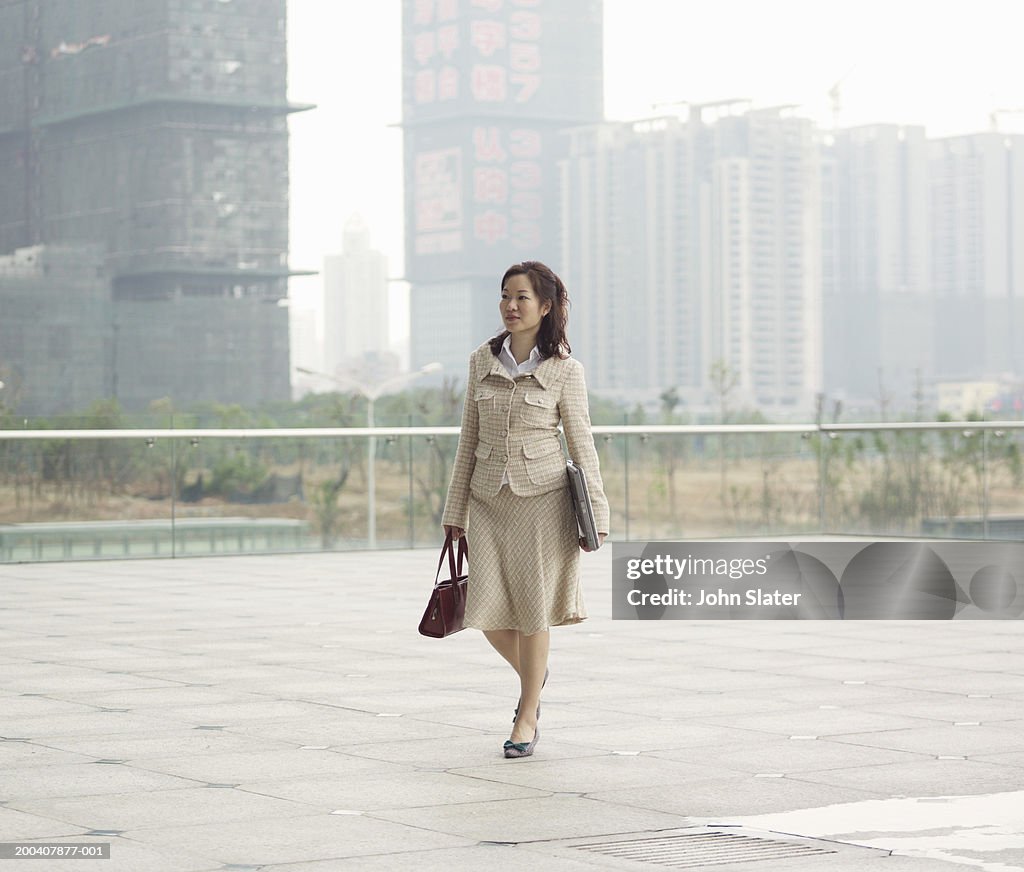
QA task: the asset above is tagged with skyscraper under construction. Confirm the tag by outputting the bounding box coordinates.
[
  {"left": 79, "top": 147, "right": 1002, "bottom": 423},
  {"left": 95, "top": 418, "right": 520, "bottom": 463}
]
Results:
[{"left": 0, "top": 0, "right": 308, "bottom": 414}]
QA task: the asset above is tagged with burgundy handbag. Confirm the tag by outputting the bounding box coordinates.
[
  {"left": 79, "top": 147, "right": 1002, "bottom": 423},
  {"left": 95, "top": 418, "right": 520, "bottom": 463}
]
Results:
[{"left": 418, "top": 532, "right": 469, "bottom": 638}]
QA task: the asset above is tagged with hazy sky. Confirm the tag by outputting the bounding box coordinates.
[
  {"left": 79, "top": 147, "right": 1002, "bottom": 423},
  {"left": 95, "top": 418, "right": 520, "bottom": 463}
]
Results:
[{"left": 286, "top": 0, "right": 1022, "bottom": 343}]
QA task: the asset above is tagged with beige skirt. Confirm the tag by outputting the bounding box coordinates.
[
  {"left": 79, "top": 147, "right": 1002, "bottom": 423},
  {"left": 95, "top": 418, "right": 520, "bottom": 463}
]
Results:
[{"left": 465, "top": 484, "right": 585, "bottom": 635}]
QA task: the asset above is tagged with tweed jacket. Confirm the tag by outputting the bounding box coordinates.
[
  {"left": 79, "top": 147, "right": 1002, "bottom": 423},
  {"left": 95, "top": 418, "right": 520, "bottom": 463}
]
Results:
[{"left": 441, "top": 341, "right": 610, "bottom": 535}]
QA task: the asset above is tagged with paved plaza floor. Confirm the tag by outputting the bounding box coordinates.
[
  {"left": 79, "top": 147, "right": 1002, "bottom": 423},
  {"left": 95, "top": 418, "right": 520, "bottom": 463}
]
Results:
[{"left": 1, "top": 546, "right": 1023, "bottom": 871}]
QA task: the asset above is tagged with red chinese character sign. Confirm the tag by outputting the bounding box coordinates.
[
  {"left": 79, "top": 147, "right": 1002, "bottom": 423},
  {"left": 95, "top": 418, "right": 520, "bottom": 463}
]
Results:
[
  {"left": 413, "top": 147, "right": 463, "bottom": 256},
  {"left": 407, "top": 123, "right": 551, "bottom": 277},
  {"left": 402, "top": 0, "right": 603, "bottom": 282},
  {"left": 402, "top": 0, "right": 601, "bottom": 123}
]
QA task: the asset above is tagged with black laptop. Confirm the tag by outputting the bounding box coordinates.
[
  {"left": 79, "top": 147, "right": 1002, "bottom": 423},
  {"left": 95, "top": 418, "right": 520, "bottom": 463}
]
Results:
[{"left": 566, "top": 459, "right": 600, "bottom": 551}]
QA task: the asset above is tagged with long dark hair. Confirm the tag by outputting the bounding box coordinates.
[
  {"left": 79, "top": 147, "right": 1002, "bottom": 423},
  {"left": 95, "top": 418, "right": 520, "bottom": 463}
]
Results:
[{"left": 488, "top": 261, "right": 571, "bottom": 360}]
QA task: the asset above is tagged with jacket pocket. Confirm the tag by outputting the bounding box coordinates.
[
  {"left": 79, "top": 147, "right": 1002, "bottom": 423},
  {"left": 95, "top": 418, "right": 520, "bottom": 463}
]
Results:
[
  {"left": 522, "top": 438, "right": 566, "bottom": 487},
  {"left": 469, "top": 442, "right": 493, "bottom": 496},
  {"left": 520, "top": 390, "right": 555, "bottom": 426},
  {"left": 474, "top": 388, "right": 496, "bottom": 416}
]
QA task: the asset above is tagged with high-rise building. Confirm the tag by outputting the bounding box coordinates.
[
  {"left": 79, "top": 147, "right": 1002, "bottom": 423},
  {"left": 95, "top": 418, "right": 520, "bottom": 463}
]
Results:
[
  {"left": 561, "top": 106, "right": 823, "bottom": 412},
  {"left": 323, "top": 215, "right": 390, "bottom": 380},
  {"left": 0, "top": 0, "right": 307, "bottom": 412},
  {"left": 401, "top": 0, "right": 604, "bottom": 377},
  {"left": 929, "top": 132, "right": 1024, "bottom": 379},
  {"left": 288, "top": 305, "right": 320, "bottom": 400},
  {"left": 0, "top": 244, "right": 110, "bottom": 416},
  {"left": 823, "top": 124, "right": 931, "bottom": 408},
  {"left": 560, "top": 116, "right": 705, "bottom": 400}
]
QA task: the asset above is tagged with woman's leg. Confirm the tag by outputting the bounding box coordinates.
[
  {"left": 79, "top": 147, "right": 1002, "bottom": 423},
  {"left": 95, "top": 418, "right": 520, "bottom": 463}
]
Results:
[
  {"left": 483, "top": 629, "right": 520, "bottom": 674},
  {"left": 510, "top": 629, "right": 549, "bottom": 742}
]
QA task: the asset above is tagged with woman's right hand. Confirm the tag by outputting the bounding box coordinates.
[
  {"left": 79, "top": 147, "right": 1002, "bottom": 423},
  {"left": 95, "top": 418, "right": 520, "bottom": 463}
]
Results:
[{"left": 443, "top": 524, "right": 465, "bottom": 540}]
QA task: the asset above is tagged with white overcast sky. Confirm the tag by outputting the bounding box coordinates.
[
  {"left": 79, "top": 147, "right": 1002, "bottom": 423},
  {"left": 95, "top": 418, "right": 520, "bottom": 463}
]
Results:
[{"left": 285, "top": 0, "right": 1022, "bottom": 341}]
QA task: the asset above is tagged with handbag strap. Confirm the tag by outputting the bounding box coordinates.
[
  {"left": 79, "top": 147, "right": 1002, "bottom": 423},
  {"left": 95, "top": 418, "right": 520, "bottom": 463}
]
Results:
[{"left": 435, "top": 532, "right": 470, "bottom": 584}]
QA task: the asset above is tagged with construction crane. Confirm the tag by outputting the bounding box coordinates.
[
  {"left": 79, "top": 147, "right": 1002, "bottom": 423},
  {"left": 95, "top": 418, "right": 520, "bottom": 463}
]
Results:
[
  {"left": 990, "top": 108, "right": 1024, "bottom": 132},
  {"left": 828, "top": 65, "right": 857, "bottom": 130}
]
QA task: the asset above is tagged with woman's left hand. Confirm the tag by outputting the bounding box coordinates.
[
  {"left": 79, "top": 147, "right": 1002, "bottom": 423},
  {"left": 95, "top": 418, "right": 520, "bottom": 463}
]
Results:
[{"left": 580, "top": 532, "right": 607, "bottom": 552}]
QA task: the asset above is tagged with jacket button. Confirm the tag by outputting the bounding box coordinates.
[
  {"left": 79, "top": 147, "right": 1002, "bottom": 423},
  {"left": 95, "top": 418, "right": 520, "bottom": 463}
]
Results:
[{"left": 501, "top": 454, "right": 508, "bottom": 462}]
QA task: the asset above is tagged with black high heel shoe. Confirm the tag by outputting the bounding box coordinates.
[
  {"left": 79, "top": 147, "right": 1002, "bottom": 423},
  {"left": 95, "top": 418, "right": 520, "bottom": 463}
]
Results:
[
  {"left": 513, "top": 666, "right": 549, "bottom": 723},
  {"left": 503, "top": 724, "right": 540, "bottom": 758}
]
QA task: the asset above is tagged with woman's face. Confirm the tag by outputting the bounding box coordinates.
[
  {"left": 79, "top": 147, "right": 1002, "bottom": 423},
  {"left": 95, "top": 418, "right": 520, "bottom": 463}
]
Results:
[{"left": 500, "top": 273, "right": 551, "bottom": 338}]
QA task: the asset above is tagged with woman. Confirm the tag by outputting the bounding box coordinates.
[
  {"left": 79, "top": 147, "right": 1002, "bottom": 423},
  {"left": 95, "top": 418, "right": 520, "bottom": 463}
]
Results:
[{"left": 441, "top": 261, "right": 609, "bottom": 759}]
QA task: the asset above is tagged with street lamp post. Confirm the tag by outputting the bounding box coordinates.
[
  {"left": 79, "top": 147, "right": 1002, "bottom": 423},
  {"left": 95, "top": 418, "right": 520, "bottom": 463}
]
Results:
[{"left": 297, "top": 362, "right": 442, "bottom": 548}]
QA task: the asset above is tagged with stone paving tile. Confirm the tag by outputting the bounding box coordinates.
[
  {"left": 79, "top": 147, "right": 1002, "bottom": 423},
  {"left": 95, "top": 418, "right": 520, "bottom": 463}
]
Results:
[
  {"left": 338, "top": 733, "right": 609, "bottom": 769},
  {"left": 125, "top": 812, "right": 474, "bottom": 865},
  {"left": 241, "top": 769, "right": 548, "bottom": 811},
  {"left": 6, "top": 645, "right": 139, "bottom": 663},
  {"left": 497, "top": 677, "right": 673, "bottom": 706},
  {"left": 407, "top": 702, "right": 641, "bottom": 733},
  {"left": 574, "top": 667, "right": 821, "bottom": 693},
  {"left": 252, "top": 674, "right": 433, "bottom": 700},
  {"left": 30, "top": 728, "right": 298, "bottom": 761},
  {"left": 1, "top": 711, "right": 194, "bottom": 740},
  {"left": 899, "top": 651, "right": 1024, "bottom": 675},
  {"left": 534, "top": 720, "right": 784, "bottom": 753},
  {"left": 1, "top": 762, "right": 201, "bottom": 801},
  {"left": 682, "top": 628, "right": 853, "bottom": 651},
  {"left": 875, "top": 672, "right": 1024, "bottom": 694},
  {"left": 44, "top": 655, "right": 241, "bottom": 674},
  {"left": 586, "top": 775, "right": 885, "bottom": 818},
  {"left": 125, "top": 698, "right": 347, "bottom": 728},
  {"left": 49, "top": 686, "right": 268, "bottom": 710},
  {"left": 448, "top": 754, "right": 738, "bottom": 796},
  {"left": 225, "top": 711, "right": 483, "bottom": 746},
  {"left": 648, "top": 738, "right": 925, "bottom": 774},
  {"left": 703, "top": 683, "right": 952, "bottom": 709},
  {"left": 951, "top": 847, "right": 1024, "bottom": 867},
  {"left": 857, "top": 696, "right": 1024, "bottom": 724},
  {"left": 972, "top": 750, "right": 1024, "bottom": 769},
  {"left": 124, "top": 664, "right": 363, "bottom": 688},
  {"left": 328, "top": 688, "right": 512, "bottom": 717},
  {"left": 989, "top": 717, "right": 1024, "bottom": 731},
  {"left": 1, "top": 696, "right": 100, "bottom": 718},
  {"left": 0, "top": 806, "right": 89, "bottom": 841},
  {"left": 773, "top": 661, "right": 979, "bottom": 682},
  {"left": 9, "top": 785, "right": 318, "bottom": 831},
  {"left": 0, "top": 836, "right": 220, "bottom": 872},
  {"left": 691, "top": 653, "right": 897, "bottom": 675},
  {"left": 827, "top": 624, "right": 1016, "bottom": 644},
  {"left": 372, "top": 794, "right": 693, "bottom": 843},
  {"left": 696, "top": 707, "right": 935, "bottom": 737},
  {"left": 270, "top": 844, "right": 612, "bottom": 872},
  {"left": 0, "top": 741, "right": 96, "bottom": 769},
  {"left": 791, "top": 640, "right": 979, "bottom": 661},
  {"left": 2, "top": 665, "right": 185, "bottom": 694},
  {"left": 788, "top": 757, "right": 1024, "bottom": 797},
  {"left": 128, "top": 747, "right": 413, "bottom": 784},
  {"left": 553, "top": 685, "right": 798, "bottom": 718},
  {"left": 829, "top": 723, "right": 1024, "bottom": 757}
]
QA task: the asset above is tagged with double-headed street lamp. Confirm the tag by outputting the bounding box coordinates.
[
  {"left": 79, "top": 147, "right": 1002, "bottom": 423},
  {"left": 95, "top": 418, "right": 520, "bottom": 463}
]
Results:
[{"left": 297, "top": 361, "right": 443, "bottom": 548}]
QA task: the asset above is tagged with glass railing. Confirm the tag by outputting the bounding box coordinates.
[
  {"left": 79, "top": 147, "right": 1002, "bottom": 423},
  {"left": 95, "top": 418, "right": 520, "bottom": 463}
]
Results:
[{"left": 1, "top": 421, "right": 1021, "bottom": 562}]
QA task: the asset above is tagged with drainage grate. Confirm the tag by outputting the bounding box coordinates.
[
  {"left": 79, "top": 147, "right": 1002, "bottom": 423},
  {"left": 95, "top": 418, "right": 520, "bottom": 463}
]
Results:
[{"left": 574, "top": 830, "right": 837, "bottom": 868}]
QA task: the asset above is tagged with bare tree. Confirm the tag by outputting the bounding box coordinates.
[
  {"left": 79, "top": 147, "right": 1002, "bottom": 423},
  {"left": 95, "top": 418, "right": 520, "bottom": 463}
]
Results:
[
  {"left": 657, "top": 386, "right": 684, "bottom": 518},
  {"left": 708, "top": 359, "right": 739, "bottom": 507}
]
